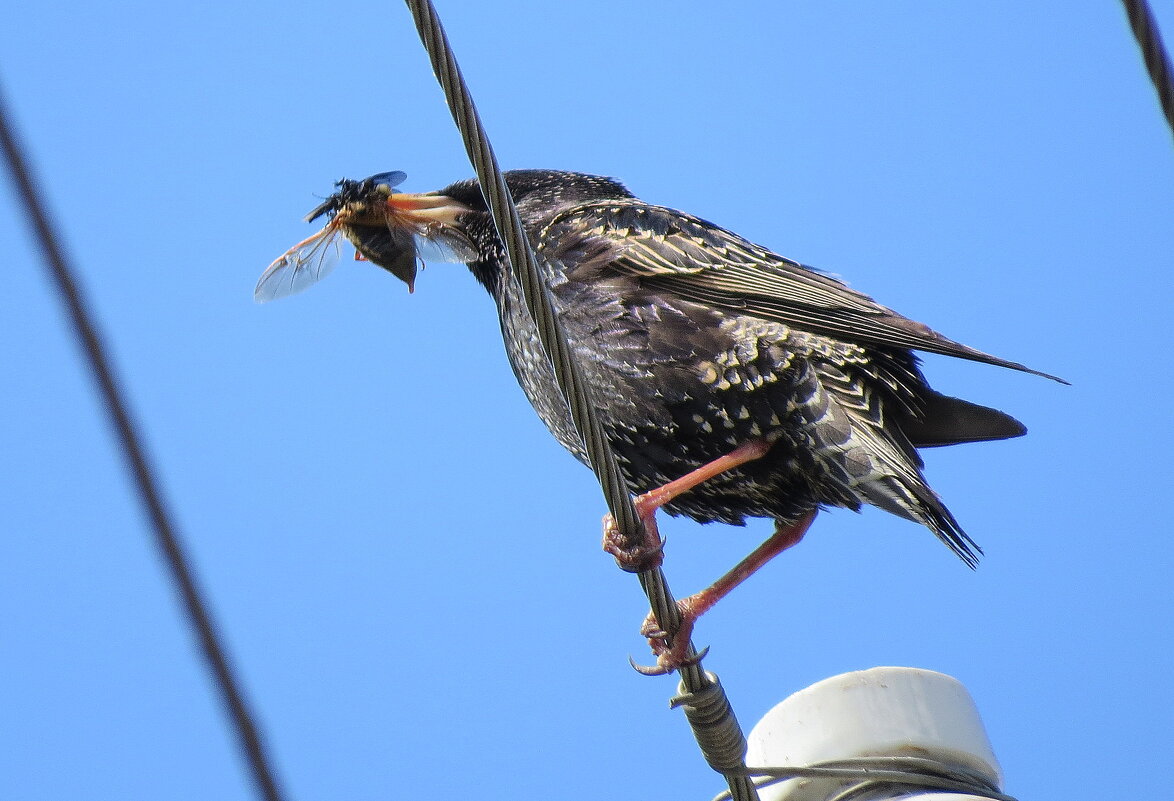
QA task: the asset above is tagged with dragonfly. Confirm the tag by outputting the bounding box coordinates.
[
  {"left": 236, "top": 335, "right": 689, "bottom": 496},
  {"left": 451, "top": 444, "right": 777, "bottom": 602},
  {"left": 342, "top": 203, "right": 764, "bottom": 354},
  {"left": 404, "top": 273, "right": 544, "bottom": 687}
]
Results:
[{"left": 255, "top": 170, "right": 478, "bottom": 301}]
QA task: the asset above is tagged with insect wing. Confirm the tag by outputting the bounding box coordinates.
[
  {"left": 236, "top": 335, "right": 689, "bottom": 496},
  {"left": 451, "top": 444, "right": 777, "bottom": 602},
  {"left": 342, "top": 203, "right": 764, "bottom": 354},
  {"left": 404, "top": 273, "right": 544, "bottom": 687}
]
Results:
[
  {"left": 367, "top": 170, "right": 407, "bottom": 190},
  {"left": 374, "top": 197, "right": 479, "bottom": 267},
  {"left": 410, "top": 226, "right": 478, "bottom": 263},
  {"left": 254, "top": 223, "right": 343, "bottom": 302}
]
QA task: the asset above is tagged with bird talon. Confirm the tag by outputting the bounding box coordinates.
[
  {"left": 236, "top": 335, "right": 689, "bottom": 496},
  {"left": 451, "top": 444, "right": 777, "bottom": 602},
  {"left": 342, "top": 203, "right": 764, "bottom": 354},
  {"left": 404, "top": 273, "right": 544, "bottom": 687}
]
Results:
[
  {"left": 639, "top": 610, "right": 668, "bottom": 639},
  {"left": 629, "top": 644, "right": 711, "bottom": 676},
  {"left": 602, "top": 512, "right": 665, "bottom": 573},
  {"left": 635, "top": 605, "right": 707, "bottom": 674},
  {"left": 678, "top": 645, "right": 710, "bottom": 668},
  {"left": 629, "top": 654, "right": 671, "bottom": 676}
]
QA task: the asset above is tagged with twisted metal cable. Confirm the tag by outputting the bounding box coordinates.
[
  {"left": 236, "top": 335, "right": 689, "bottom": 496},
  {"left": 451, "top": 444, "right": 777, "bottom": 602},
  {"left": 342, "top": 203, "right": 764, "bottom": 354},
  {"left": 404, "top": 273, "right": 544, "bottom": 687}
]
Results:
[
  {"left": 0, "top": 84, "right": 287, "bottom": 801},
  {"left": 403, "top": 1, "right": 639, "bottom": 541},
  {"left": 402, "top": 2, "right": 756, "bottom": 797},
  {"left": 1120, "top": 0, "right": 1174, "bottom": 141}
]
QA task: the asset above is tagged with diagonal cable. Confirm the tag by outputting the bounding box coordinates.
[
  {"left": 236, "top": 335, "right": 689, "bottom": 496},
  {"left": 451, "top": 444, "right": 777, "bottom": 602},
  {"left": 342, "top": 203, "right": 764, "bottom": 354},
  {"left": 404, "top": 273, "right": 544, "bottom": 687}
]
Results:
[
  {"left": 0, "top": 83, "right": 287, "bottom": 801},
  {"left": 1120, "top": 0, "right": 1174, "bottom": 142},
  {"left": 402, "top": 3, "right": 758, "bottom": 799}
]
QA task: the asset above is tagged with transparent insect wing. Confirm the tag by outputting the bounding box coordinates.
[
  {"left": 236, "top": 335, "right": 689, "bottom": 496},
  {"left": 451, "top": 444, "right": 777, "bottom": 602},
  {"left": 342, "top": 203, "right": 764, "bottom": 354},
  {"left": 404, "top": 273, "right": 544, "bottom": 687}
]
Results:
[
  {"left": 380, "top": 205, "right": 474, "bottom": 263},
  {"left": 410, "top": 226, "right": 480, "bottom": 265},
  {"left": 254, "top": 224, "right": 343, "bottom": 303}
]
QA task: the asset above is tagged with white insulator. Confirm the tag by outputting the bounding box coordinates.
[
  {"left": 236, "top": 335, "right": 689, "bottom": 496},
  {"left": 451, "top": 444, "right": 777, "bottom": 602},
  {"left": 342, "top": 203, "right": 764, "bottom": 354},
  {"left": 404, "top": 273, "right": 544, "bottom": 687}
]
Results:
[{"left": 745, "top": 666, "right": 1003, "bottom": 801}]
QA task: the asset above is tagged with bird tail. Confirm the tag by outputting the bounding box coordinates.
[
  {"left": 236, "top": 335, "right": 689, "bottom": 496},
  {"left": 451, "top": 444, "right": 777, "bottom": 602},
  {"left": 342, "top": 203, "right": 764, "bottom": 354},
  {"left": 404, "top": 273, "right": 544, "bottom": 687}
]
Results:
[
  {"left": 803, "top": 363, "right": 983, "bottom": 566},
  {"left": 900, "top": 390, "right": 1026, "bottom": 448},
  {"left": 888, "top": 478, "right": 982, "bottom": 568}
]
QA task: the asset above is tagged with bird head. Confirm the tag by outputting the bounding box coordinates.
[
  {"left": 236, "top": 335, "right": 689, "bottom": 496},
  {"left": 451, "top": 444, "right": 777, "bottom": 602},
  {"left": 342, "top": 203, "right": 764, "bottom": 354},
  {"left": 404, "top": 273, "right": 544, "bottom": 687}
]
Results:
[
  {"left": 257, "top": 169, "right": 632, "bottom": 302},
  {"left": 303, "top": 171, "right": 477, "bottom": 292}
]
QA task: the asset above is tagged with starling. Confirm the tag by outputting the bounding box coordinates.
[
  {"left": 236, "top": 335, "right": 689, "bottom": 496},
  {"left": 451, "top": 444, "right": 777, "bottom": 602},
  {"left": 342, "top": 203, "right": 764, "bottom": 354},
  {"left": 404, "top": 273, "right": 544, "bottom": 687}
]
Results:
[{"left": 260, "top": 169, "right": 1062, "bottom": 669}]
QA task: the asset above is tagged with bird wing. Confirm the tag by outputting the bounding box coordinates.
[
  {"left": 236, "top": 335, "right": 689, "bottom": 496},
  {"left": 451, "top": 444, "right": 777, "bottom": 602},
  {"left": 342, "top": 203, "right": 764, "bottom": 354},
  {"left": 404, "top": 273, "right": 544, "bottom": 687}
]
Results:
[{"left": 541, "top": 200, "right": 1065, "bottom": 383}]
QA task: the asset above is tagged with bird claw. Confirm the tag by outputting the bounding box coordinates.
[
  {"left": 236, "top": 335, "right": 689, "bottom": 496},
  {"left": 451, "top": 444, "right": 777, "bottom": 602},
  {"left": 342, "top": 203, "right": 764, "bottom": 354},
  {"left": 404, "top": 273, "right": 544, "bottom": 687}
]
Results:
[
  {"left": 630, "top": 604, "right": 706, "bottom": 675},
  {"left": 629, "top": 645, "right": 710, "bottom": 676},
  {"left": 602, "top": 512, "right": 665, "bottom": 573},
  {"left": 639, "top": 610, "right": 670, "bottom": 640}
]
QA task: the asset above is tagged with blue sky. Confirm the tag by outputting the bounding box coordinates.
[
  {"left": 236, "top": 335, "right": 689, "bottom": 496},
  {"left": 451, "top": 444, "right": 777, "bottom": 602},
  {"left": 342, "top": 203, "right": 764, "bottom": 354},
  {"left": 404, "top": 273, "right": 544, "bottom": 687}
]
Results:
[{"left": 3, "top": 2, "right": 1171, "bottom": 799}]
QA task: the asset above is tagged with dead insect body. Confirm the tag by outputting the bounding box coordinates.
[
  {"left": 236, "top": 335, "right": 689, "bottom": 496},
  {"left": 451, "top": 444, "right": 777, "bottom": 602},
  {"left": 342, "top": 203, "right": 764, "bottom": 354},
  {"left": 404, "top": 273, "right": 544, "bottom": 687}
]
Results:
[{"left": 255, "top": 170, "right": 476, "bottom": 301}]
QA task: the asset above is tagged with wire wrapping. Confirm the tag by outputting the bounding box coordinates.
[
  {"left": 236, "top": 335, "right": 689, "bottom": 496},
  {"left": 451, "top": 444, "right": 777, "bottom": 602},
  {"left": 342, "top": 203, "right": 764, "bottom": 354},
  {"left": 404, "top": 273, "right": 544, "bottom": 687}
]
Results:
[
  {"left": 401, "top": 2, "right": 758, "bottom": 798},
  {"left": 711, "top": 758, "right": 1016, "bottom": 801},
  {"left": 1120, "top": 0, "right": 1174, "bottom": 142},
  {"left": 0, "top": 85, "right": 287, "bottom": 801},
  {"left": 670, "top": 674, "right": 749, "bottom": 773}
]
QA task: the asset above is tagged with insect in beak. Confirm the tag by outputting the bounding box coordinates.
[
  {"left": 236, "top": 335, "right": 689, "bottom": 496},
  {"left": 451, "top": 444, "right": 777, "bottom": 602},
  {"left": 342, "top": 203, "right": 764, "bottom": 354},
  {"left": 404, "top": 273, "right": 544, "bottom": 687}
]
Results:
[{"left": 255, "top": 172, "right": 476, "bottom": 302}]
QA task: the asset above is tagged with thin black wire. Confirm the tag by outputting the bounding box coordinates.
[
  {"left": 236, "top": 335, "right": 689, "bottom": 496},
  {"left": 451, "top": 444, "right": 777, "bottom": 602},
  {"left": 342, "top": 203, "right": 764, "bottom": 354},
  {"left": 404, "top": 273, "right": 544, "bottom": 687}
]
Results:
[
  {"left": 0, "top": 84, "right": 287, "bottom": 801},
  {"left": 1121, "top": 0, "right": 1174, "bottom": 141},
  {"left": 401, "top": 2, "right": 757, "bottom": 799}
]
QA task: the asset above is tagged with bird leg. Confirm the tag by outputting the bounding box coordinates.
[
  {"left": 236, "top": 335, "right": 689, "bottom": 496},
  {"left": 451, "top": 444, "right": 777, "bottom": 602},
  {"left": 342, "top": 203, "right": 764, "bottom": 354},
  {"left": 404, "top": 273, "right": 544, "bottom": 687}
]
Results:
[
  {"left": 602, "top": 438, "right": 774, "bottom": 572},
  {"left": 637, "top": 509, "right": 816, "bottom": 674},
  {"left": 601, "top": 438, "right": 815, "bottom": 673}
]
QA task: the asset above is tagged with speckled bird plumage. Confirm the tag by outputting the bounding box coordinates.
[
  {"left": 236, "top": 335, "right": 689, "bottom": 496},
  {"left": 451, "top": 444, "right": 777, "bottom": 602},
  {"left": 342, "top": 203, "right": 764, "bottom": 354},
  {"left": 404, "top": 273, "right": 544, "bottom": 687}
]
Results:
[{"left": 318, "top": 169, "right": 1062, "bottom": 567}]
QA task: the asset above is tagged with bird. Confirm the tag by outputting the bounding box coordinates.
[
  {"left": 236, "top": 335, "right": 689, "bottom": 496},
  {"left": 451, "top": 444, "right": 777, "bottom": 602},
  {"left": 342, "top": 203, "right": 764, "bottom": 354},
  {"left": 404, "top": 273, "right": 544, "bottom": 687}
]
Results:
[{"left": 259, "top": 169, "right": 1063, "bottom": 670}]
